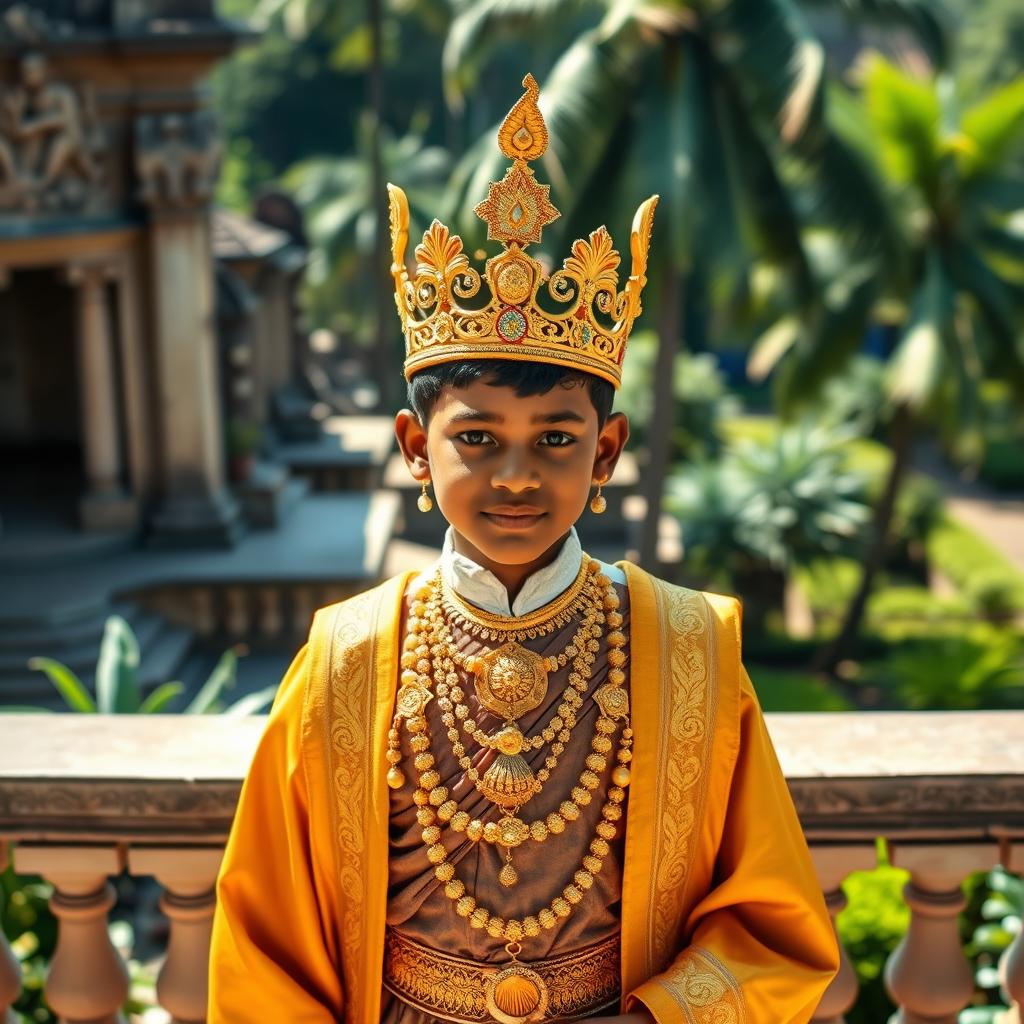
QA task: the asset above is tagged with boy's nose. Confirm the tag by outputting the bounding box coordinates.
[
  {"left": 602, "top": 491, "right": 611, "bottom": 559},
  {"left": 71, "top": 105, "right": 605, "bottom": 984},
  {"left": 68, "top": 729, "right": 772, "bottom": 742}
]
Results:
[{"left": 491, "top": 454, "right": 540, "bottom": 492}]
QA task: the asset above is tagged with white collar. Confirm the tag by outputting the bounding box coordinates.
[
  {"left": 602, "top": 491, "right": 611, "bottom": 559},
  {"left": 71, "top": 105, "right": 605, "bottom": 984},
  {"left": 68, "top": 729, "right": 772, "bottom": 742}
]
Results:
[{"left": 440, "top": 525, "right": 584, "bottom": 616}]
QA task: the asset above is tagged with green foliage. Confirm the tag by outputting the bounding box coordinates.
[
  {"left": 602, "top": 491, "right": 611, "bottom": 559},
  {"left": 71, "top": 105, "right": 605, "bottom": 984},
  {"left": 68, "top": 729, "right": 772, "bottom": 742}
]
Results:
[
  {"left": 837, "top": 846, "right": 907, "bottom": 1024},
  {"left": 928, "top": 515, "right": 1024, "bottom": 612},
  {"left": 23, "top": 616, "right": 275, "bottom": 716},
  {"left": 617, "top": 331, "right": 738, "bottom": 459},
  {"left": 2, "top": 863, "right": 54, "bottom": 1022},
  {"left": 964, "top": 866, "right": 1023, "bottom": 1013},
  {"left": 745, "top": 665, "right": 854, "bottom": 711},
  {"left": 669, "top": 424, "right": 872, "bottom": 588},
  {"left": 862, "top": 626, "right": 1024, "bottom": 709},
  {"left": 285, "top": 113, "right": 450, "bottom": 339}
]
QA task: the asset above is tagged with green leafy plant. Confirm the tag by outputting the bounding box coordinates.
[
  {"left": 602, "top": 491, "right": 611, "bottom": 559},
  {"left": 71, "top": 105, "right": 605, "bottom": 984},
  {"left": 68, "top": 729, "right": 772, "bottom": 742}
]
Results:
[
  {"left": 18, "top": 615, "right": 276, "bottom": 716},
  {"left": 964, "top": 866, "right": 1023, "bottom": 1016},
  {"left": 865, "top": 629, "right": 1024, "bottom": 709},
  {"left": 667, "top": 424, "right": 872, "bottom": 633}
]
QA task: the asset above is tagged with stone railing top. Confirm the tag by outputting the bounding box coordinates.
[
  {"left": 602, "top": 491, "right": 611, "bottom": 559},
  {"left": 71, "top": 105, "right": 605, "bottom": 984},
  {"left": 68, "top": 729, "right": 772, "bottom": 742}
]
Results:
[{"left": 1, "top": 711, "right": 1022, "bottom": 844}]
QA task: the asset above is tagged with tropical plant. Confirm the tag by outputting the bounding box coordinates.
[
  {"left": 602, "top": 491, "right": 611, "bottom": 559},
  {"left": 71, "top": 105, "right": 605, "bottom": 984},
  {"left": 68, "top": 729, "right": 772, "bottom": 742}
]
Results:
[
  {"left": 666, "top": 424, "right": 872, "bottom": 632},
  {"left": 963, "top": 866, "right": 1024, "bottom": 1018},
  {"left": 867, "top": 628, "right": 1024, "bottom": 709},
  {"left": 442, "top": 0, "right": 910, "bottom": 572},
  {"left": 286, "top": 112, "right": 451, "bottom": 383},
  {"left": 751, "top": 58, "right": 1024, "bottom": 669},
  {"left": 15, "top": 615, "right": 275, "bottom": 715},
  {"left": 617, "top": 330, "right": 738, "bottom": 458}
]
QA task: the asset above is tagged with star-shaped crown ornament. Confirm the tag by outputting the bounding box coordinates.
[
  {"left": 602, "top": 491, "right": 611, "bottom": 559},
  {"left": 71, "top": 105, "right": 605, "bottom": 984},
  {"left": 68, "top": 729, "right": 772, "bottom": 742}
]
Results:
[{"left": 387, "top": 73, "right": 658, "bottom": 389}]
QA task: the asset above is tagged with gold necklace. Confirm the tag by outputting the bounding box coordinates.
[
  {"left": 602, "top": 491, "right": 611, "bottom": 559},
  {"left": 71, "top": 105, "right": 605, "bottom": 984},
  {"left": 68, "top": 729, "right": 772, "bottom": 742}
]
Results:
[
  {"left": 385, "top": 584, "right": 633, "bottom": 1004},
  {"left": 431, "top": 569, "right": 605, "bottom": 750},
  {"left": 388, "top": 570, "right": 630, "bottom": 888},
  {"left": 428, "top": 567, "right": 617, "bottom": 816},
  {"left": 428, "top": 581, "right": 613, "bottom": 814},
  {"left": 440, "top": 554, "right": 593, "bottom": 640}
]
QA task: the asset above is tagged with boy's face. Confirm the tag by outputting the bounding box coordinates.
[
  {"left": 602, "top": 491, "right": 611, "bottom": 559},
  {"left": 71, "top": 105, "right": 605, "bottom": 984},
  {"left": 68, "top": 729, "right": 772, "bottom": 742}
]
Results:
[{"left": 395, "top": 374, "right": 629, "bottom": 574}]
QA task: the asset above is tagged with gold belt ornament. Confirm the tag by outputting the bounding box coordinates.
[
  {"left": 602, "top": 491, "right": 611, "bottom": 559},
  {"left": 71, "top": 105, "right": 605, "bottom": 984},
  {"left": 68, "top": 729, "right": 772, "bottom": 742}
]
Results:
[{"left": 383, "top": 928, "right": 621, "bottom": 1024}]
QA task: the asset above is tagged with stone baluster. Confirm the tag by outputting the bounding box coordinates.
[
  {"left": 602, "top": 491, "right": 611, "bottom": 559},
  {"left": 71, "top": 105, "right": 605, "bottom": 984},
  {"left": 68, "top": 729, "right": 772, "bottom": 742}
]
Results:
[
  {"left": 0, "top": 843, "right": 23, "bottom": 1023},
  {"left": 810, "top": 845, "right": 877, "bottom": 1023},
  {"left": 128, "top": 847, "right": 223, "bottom": 1024},
  {"left": 259, "top": 585, "right": 283, "bottom": 638},
  {"left": 884, "top": 843, "right": 995, "bottom": 1024},
  {"left": 192, "top": 586, "right": 216, "bottom": 636},
  {"left": 12, "top": 845, "right": 128, "bottom": 1024},
  {"left": 225, "top": 586, "right": 249, "bottom": 637},
  {"left": 291, "top": 585, "right": 314, "bottom": 638}
]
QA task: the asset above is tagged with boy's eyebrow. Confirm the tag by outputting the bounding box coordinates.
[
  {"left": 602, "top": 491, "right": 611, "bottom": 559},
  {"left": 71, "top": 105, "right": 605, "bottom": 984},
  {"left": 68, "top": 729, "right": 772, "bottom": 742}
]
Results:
[{"left": 447, "top": 409, "right": 588, "bottom": 425}]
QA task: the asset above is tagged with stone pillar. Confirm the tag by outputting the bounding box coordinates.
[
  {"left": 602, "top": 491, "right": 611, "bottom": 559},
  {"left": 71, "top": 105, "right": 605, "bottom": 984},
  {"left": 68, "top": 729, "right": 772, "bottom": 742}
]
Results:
[
  {"left": 128, "top": 847, "right": 222, "bottom": 1024},
  {"left": 64, "top": 261, "right": 138, "bottom": 531},
  {"left": 135, "top": 109, "right": 243, "bottom": 548},
  {"left": 810, "top": 845, "right": 877, "bottom": 1023},
  {"left": 12, "top": 845, "right": 129, "bottom": 1024},
  {"left": 884, "top": 843, "right": 995, "bottom": 1024}
]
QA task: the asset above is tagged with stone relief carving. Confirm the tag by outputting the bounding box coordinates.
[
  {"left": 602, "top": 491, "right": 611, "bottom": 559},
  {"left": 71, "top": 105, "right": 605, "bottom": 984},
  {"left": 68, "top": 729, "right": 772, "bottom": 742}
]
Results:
[
  {"left": 135, "top": 109, "right": 221, "bottom": 210},
  {"left": 0, "top": 49, "right": 106, "bottom": 214}
]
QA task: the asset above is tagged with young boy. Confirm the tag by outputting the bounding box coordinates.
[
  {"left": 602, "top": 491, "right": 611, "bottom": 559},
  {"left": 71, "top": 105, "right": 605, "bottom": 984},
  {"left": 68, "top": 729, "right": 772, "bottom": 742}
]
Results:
[{"left": 208, "top": 74, "right": 839, "bottom": 1024}]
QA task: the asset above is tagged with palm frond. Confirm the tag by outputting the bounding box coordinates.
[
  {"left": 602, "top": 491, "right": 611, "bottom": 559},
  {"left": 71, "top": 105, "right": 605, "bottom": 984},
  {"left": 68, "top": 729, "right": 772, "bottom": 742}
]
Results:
[{"left": 959, "top": 76, "right": 1024, "bottom": 178}]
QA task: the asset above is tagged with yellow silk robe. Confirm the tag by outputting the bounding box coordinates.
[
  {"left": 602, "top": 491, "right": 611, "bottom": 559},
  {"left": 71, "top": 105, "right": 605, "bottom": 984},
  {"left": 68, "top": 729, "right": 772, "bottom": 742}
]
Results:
[{"left": 208, "top": 563, "right": 839, "bottom": 1023}]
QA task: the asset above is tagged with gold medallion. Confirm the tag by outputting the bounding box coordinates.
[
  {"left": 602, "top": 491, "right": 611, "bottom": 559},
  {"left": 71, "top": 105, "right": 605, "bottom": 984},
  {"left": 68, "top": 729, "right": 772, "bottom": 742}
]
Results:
[
  {"left": 593, "top": 684, "right": 629, "bottom": 721},
  {"left": 484, "top": 962, "right": 550, "bottom": 1024},
  {"left": 395, "top": 683, "right": 433, "bottom": 719},
  {"left": 473, "top": 642, "right": 548, "bottom": 721}
]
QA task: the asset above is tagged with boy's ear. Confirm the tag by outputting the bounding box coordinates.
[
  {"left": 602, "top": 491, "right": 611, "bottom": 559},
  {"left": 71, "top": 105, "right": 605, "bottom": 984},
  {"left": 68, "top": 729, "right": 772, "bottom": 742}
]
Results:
[
  {"left": 394, "top": 408, "right": 431, "bottom": 481},
  {"left": 592, "top": 411, "right": 629, "bottom": 484}
]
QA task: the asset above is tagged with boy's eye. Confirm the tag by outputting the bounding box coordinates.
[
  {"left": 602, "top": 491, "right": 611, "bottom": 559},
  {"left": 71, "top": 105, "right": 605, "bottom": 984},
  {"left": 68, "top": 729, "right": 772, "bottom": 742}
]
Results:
[
  {"left": 539, "top": 431, "right": 576, "bottom": 447},
  {"left": 455, "top": 430, "right": 494, "bottom": 446}
]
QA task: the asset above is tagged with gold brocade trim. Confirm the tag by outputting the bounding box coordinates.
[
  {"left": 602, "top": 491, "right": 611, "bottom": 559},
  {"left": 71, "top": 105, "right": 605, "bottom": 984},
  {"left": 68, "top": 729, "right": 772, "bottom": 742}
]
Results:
[
  {"left": 323, "top": 574, "right": 415, "bottom": 1024},
  {"left": 647, "top": 581, "right": 717, "bottom": 970},
  {"left": 383, "top": 928, "right": 621, "bottom": 1024},
  {"left": 657, "top": 946, "right": 748, "bottom": 1024}
]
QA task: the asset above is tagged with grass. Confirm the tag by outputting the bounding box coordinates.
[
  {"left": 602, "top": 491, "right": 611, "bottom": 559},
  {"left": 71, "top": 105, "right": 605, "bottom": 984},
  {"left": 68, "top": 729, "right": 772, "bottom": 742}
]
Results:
[{"left": 927, "top": 514, "right": 1024, "bottom": 611}]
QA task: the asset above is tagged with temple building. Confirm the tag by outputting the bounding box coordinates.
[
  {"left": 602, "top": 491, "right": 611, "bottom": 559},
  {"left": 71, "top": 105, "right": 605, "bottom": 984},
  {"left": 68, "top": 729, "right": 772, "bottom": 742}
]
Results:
[{"left": 0, "top": 0, "right": 399, "bottom": 703}]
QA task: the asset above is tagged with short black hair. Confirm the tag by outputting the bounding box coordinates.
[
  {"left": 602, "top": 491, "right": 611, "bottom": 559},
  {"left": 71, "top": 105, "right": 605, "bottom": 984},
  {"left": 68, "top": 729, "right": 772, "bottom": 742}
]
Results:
[{"left": 407, "top": 359, "right": 615, "bottom": 427}]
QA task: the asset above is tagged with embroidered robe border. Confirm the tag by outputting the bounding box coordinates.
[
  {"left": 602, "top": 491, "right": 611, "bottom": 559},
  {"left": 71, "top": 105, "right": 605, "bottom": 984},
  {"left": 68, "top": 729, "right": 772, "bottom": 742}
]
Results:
[
  {"left": 618, "top": 563, "right": 719, "bottom": 1002},
  {"left": 322, "top": 572, "right": 415, "bottom": 1024}
]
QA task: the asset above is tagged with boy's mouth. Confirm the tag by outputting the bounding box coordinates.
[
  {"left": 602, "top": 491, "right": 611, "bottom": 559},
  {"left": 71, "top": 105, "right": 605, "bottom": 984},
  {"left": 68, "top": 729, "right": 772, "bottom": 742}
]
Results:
[{"left": 481, "top": 505, "right": 547, "bottom": 530}]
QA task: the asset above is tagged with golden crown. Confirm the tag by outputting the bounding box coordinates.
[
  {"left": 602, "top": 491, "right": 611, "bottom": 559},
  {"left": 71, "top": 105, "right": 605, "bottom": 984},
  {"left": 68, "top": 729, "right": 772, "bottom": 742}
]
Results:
[{"left": 387, "top": 74, "right": 658, "bottom": 390}]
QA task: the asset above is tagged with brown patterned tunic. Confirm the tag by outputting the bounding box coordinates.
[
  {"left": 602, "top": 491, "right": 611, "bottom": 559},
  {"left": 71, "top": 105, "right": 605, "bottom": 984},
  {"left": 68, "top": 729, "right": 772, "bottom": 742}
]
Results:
[{"left": 380, "top": 574, "right": 631, "bottom": 1022}]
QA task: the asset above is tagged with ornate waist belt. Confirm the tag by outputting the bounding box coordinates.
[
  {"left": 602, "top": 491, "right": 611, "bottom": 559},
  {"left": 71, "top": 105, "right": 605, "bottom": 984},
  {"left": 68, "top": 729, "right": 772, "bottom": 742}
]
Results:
[{"left": 383, "top": 927, "right": 621, "bottom": 1024}]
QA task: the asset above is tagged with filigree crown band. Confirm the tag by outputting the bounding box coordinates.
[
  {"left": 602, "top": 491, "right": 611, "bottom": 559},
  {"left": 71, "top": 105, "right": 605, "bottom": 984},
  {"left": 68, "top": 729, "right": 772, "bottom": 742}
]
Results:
[{"left": 387, "top": 73, "right": 658, "bottom": 390}]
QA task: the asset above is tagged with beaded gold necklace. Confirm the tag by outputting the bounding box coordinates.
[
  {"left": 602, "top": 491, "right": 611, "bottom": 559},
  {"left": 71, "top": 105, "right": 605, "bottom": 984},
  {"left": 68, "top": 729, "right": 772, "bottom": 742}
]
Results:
[{"left": 383, "top": 565, "right": 632, "bottom": 1016}]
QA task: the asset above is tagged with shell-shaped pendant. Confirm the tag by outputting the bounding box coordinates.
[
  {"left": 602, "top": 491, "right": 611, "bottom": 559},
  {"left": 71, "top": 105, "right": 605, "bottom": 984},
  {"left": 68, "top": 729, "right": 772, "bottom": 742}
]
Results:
[
  {"left": 499, "top": 861, "right": 519, "bottom": 888},
  {"left": 480, "top": 754, "right": 535, "bottom": 805}
]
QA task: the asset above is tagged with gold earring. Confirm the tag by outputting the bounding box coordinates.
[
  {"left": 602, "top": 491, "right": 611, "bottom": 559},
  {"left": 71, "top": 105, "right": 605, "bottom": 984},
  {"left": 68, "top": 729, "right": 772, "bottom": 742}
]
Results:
[
  {"left": 590, "top": 478, "right": 607, "bottom": 515},
  {"left": 417, "top": 479, "right": 433, "bottom": 512}
]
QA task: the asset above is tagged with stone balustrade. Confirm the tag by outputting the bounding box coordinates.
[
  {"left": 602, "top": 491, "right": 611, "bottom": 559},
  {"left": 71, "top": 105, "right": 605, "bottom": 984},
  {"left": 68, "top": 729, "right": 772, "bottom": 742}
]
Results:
[{"left": 0, "top": 710, "right": 1022, "bottom": 1022}]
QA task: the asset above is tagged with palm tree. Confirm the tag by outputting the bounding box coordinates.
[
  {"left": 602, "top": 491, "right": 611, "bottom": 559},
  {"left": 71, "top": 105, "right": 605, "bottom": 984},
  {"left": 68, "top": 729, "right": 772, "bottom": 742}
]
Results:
[
  {"left": 442, "top": 0, "right": 898, "bottom": 571},
  {"left": 751, "top": 56, "right": 1024, "bottom": 668},
  {"left": 285, "top": 115, "right": 451, "bottom": 365}
]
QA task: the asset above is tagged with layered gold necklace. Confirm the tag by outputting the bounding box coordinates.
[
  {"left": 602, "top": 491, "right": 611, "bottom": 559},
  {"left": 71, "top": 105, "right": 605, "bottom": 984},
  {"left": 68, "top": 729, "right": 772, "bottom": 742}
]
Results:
[{"left": 384, "top": 554, "right": 632, "bottom": 1024}]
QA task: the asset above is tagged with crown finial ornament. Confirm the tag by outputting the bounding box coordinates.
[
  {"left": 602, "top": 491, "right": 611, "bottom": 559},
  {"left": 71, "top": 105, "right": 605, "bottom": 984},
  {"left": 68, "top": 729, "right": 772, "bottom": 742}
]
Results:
[{"left": 387, "top": 73, "right": 658, "bottom": 389}]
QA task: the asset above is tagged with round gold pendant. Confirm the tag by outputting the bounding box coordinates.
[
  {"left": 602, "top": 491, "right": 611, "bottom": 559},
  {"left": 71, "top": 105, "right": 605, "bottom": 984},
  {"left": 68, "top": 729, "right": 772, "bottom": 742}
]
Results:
[
  {"left": 473, "top": 642, "right": 548, "bottom": 721},
  {"left": 484, "top": 963, "right": 549, "bottom": 1024}
]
